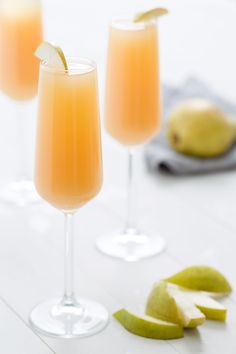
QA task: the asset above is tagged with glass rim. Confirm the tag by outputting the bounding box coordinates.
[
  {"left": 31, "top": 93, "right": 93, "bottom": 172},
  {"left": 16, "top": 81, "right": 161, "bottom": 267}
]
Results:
[
  {"left": 40, "top": 56, "right": 97, "bottom": 75},
  {"left": 0, "top": 0, "right": 42, "bottom": 14},
  {"left": 110, "top": 15, "right": 156, "bottom": 30}
]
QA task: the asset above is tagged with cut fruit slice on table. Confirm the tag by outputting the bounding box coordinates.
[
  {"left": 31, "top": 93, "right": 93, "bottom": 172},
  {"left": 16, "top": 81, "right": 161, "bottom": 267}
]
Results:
[
  {"left": 134, "top": 8, "right": 168, "bottom": 23},
  {"left": 180, "top": 289, "right": 227, "bottom": 321},
  {"left": 146, "top": 281, "right": 206, "bottom": 328},
  {"left": 168, "top": 284, "right": 227, "bottom": 322},
  {"left": 165, "top": 266, "right": 232, "bottom": 295},
  {"left": 113, "top": 308, "right": 183, "bottom": 340},
  {"left": 194, "top": 295, "right": 227, "bottom": 321},
  {"left": 35, "top": 41, "right": 68, "bottom": 71}
]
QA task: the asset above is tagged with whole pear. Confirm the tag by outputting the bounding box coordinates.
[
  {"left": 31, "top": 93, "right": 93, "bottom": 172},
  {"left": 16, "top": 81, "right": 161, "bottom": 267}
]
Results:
[{"left": 167, "top": 99, "right": 236, "bottom": 157}]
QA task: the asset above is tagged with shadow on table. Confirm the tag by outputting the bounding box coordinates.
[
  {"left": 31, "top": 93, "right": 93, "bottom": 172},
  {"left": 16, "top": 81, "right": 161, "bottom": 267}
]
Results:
[{"left": 182, "top": 328, "right": 203, "bottom": 352}]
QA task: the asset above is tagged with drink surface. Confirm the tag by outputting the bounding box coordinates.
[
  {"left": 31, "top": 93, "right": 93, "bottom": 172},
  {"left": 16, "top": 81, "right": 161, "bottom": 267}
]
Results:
[
  {"left": 0, "top": 0, "right": 43, "bottom": 100},
  {"left": 105, "top": 18, "right": 161, "bottom": 146},
  {"left": 35, "top": 61, "right": 102, "bottom": 211}
]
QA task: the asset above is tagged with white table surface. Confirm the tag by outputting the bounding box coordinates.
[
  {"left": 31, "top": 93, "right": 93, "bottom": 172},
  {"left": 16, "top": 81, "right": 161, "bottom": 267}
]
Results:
[{"left": 0, "top": 0, "right": 236, "bottom": 353}]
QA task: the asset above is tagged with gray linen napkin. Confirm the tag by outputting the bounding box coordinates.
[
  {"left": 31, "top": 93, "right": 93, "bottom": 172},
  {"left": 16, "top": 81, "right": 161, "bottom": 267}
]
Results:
[{"left": 145, "top": 78, "right": 236, "bottom": 175}]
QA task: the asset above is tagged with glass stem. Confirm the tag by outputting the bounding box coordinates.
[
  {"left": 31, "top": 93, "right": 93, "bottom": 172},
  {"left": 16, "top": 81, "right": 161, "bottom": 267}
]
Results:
[
  {"left": 15, "top": 101, "right": 30, "bottom": 182},
  {"left": 63, "top": 212, "right": 76, "bottom": 305},
  {"left": 125, "top": 149, "right": 136, "bottom": 232}
]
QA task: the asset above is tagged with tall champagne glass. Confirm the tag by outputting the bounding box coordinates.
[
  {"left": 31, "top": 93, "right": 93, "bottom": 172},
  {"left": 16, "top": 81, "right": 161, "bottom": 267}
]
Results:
[
  {"left": 29, "top": 58, "right": 108, "bottom": 338},
  {"left": 0, "top": 0, "right": 43, "bottom": 205},
  {"left": 96, "top": 17, "right": 166, "bottom": 261}
]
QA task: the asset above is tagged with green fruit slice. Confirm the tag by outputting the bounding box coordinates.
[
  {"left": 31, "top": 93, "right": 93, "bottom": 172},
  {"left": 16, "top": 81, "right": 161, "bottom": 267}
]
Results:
[
  {"left": 165, "top": 266, "right": 232, "bottom": 294},
  {"left": 35, "top": 41, "right": 68, "bottom": 71},
  {"left": 146, "top": 281, "right": 205, "bottom": 328},
  {"left": 113, "top": 308, "right": 183, "bottom": 340},
  {"left": 193, "top": 293, "right": 227, "bottom": 321},
  {"left": 169, "top": 285, "right": 227, "bottom": 322},
  {"left": 134, "top": 8, "right": 168, "bottom": 23}
]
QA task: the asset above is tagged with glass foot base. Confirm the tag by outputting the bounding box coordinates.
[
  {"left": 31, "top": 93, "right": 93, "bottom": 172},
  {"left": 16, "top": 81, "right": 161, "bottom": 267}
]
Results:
[
  {"left": 29, "top": 297, "right": 109, "bottom": 339},
  {"left": 96, "top": 228, "right": 166, "bottom": 262},
  {"left": 0, "top": 180, "right": 40, "bottom": 207}
]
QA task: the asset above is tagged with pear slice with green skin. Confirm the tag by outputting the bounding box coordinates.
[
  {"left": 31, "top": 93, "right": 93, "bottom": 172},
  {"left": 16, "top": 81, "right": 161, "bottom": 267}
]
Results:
[
  {"left": 193, "top": 294, "right": 227, "bottom": 321},
  {"left": 35, "top": 41, "right": 68, "bottom": 71},
  {"left": 146, "top": 281, "right": 205, "bottom": 328},
  {"left": 167, "top": 285, "right": 227, "bottom": 322},
  {"left": 134, "top": 8, "right": 168, "bottom": 23},
  {"left": 113, "top": 308, "right": 183, "bottom": 340},
  {"left": 165, "top": 266, "right": 232, "bottom": 295}
]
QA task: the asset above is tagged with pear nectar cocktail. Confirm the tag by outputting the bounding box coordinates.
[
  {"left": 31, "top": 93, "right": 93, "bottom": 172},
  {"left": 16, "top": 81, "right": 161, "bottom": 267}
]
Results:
[
  {"left": 0, "top": 0, "right": 42, "bottom": 100},
  {"left": 96, "top": 9, "right": 168, "bottom": 261},
  {"left": 0, "top": 0, "right": 43, "bottom": 205},
  {"left": 35, "top": 60, "right": 102, "bottom": 211},
  {"left": 30, "top": 43, "right": 108, "bottom": 338},
  {"left": 105, "top": 19, "right": 160, "bottom": 145}
]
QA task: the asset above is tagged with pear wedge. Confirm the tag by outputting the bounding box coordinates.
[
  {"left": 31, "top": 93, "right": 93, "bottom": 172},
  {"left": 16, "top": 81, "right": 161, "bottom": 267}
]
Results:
[
  {"left": 168, "top": 284, "right": 227, "bottom": 321},
  {"left": 113, "top": 308, "right": 183, "bottom": 340},
  {"left": 165, "top": 266, "right": 232, "bottom": 295},
  {"left": 146, "top": 281, "right": 205, "bottom": 328},
  {"left": 35, "top": 41, "right": 68, "bottom": 71},
  {"left": 134, "top": 8, "right": 168, "bottom": 23},
  {"left": 184, "top": 291, "right": 227, "bottom": 321},
  {"left": 195, "top": 297, "right": 226, "bottom": 321}
]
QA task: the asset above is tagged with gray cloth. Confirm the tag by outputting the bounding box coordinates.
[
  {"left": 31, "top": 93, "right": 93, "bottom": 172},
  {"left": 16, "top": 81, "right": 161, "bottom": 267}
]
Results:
[{"left": 145, "top": 78, "right": 236, "bottom": 175}]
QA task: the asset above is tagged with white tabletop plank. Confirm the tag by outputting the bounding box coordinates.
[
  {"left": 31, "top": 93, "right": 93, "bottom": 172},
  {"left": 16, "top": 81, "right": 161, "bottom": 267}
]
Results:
[
  {"left": 0, "top": 135, "right": 235, "bottom": 354},
  {"left": 0, "top": 185, "right": 234, "bottom": 353},
  {"left": 0, "top": 296, "right": 54, "bottom": 353}
]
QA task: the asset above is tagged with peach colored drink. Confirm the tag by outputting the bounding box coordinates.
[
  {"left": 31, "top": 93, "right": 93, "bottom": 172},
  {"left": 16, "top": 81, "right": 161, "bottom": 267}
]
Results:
[
  {"left": 96, "top": 17, "right": 166, "bottom": 261},
  {"left": 105, "top": 18, "right": 161, "bottom": 146},
  {"left": 0, "top": 0, "right": 43, "bottom": 100},
  {"left": 35, "top": 59, "right": 102, "bottom": 211}
]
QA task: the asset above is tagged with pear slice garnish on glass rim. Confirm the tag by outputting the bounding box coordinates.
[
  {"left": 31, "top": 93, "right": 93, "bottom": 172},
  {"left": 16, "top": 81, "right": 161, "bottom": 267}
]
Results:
[
  {"left": 35, "top": 41, "right": 68, "bottom": 71},
  {"left": 134, "top": 8, "right": 168, "bottom": 23}
]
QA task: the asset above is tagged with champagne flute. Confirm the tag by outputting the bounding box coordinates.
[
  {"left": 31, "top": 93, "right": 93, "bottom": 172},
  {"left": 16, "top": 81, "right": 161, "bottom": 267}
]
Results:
[
  {"left": 30, "top": 57, "right": 108, "bottom": 338},
  {"left": 0, "top": 0, "right": 43, "bottom": 205},
  {"left": 96, "top": 16, "right": 166, "bottom": 261}
]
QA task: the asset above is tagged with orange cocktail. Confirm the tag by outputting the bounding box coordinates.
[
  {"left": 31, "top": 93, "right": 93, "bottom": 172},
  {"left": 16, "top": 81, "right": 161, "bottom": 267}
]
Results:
[
  {"left": 0, "top": 0, "right": 43, "bottom": 100},
  {"left": 105, "top": 18, "right": 161, "bottom": 146},
  {"left": 35, "top": 59, "right": 102, "bottom": 211},
  {"left": 31, "top": 55, "right": 108, "bottom": 339},
  {"left": 96, "top": 16, "right": 165, "bottom": 261}
]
